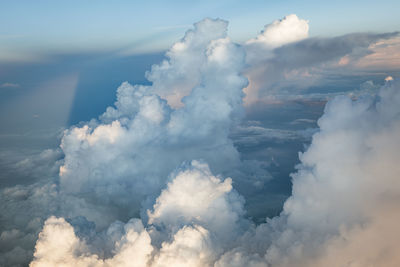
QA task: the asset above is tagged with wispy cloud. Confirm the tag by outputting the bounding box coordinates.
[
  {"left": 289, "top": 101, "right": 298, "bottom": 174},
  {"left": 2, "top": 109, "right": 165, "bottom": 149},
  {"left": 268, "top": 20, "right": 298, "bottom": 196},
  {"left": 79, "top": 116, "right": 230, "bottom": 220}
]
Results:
[
  {"left": 154, "top": 24, "right": 192, "bottom": 31},
  {"left": 0, "top": 82, "right": 20, "bottom": 88}
]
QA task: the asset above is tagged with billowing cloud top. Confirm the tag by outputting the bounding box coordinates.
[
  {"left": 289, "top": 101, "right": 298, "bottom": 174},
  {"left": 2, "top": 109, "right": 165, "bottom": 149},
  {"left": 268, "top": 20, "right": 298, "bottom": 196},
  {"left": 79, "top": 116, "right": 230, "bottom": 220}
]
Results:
[
  {"left": 247, "top": 14, "right": 309, "bottom": 48},
  {"left": 58, "top": 18, "right": 249, "bottom": 225}
]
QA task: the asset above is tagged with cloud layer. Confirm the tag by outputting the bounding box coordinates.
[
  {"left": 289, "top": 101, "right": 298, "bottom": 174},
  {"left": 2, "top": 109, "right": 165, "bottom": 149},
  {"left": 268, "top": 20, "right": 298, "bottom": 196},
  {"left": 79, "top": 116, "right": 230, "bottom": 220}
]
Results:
[
  {"left": 0, "top": 14, "right": 399, "bottom": 266},
  {"left": 243, "top": 31, "right": 398, "bottom": 104},
  {"left": 31, "top": 78, "right": 400, "bottom": 266}
]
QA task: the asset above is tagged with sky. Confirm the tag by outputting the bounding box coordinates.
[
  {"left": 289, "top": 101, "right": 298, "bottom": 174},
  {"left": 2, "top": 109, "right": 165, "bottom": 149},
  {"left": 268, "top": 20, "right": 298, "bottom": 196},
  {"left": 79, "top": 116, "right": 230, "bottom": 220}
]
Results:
[
  {"left": 1, "top": 2, "right": 400, "bottom": 267},
  {"left": 1, "top": 0, "right": 400, "bottom": 60}
]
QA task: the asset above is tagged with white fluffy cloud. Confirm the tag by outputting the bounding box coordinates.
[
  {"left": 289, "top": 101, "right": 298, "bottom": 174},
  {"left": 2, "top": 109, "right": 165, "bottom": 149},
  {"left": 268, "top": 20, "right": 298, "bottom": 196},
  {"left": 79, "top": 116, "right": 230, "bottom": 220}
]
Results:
[
  {"left": 247, "top": 14, "right": 309, "bottom": 48},
  {"left": 30, "top": 216, "right": 153, "bottom": 267},
  {"left": 31, "top": 79, "right": 400, "bottom": 266},
  {"left": 30, "top": 161, "right": 247, "bottom": 267},
  {"left": 58, "top": 18, "right": 251, "bottom": 226},
  {"left": 145, "top": 18, "right": 230, "bottom": 108},
  {"left": 217, "top": 79, "right": 400, "bottom": 266}
]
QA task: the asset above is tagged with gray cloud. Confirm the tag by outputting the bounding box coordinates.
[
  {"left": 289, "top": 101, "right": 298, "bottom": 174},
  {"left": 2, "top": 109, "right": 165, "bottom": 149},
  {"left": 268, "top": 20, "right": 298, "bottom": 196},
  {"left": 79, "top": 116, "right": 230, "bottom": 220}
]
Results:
[
  {"left": 271, "top": 32, "right": 398, "bottom": 68},
  {"left": 244, "top": 31, "right": 399, "bottom": 104}
]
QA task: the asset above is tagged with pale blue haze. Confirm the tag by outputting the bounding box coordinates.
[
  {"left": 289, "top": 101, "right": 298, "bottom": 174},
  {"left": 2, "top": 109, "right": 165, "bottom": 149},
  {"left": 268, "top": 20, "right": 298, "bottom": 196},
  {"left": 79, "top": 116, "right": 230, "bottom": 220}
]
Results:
[{"left": 1, "top": 0, "right": 399, "bottom": 58}]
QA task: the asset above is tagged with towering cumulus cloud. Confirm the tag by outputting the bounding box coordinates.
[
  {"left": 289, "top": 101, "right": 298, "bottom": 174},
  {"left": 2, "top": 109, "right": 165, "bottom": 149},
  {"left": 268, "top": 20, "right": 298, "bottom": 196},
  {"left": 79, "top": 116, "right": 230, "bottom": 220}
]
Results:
[
  {"left": 26, "top": 15, "right": 400, "bottom": 267},
  {"left": 59, "top": 18, "right": 250, "bottom": 224}
]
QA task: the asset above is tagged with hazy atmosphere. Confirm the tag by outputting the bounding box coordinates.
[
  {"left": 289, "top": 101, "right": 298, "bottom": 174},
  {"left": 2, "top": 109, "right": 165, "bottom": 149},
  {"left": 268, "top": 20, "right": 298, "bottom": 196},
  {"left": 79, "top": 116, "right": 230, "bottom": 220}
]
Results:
[{"left": 1, "top": 1, "right": 400, "bottom": 266}]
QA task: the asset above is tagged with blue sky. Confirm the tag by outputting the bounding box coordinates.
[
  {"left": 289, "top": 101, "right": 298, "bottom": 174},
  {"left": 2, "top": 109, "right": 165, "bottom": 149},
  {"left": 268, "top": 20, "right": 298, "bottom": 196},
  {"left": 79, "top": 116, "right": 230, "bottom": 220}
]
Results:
[{"left": 1, "top": 0, "right": 400, "bottom": 59}]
